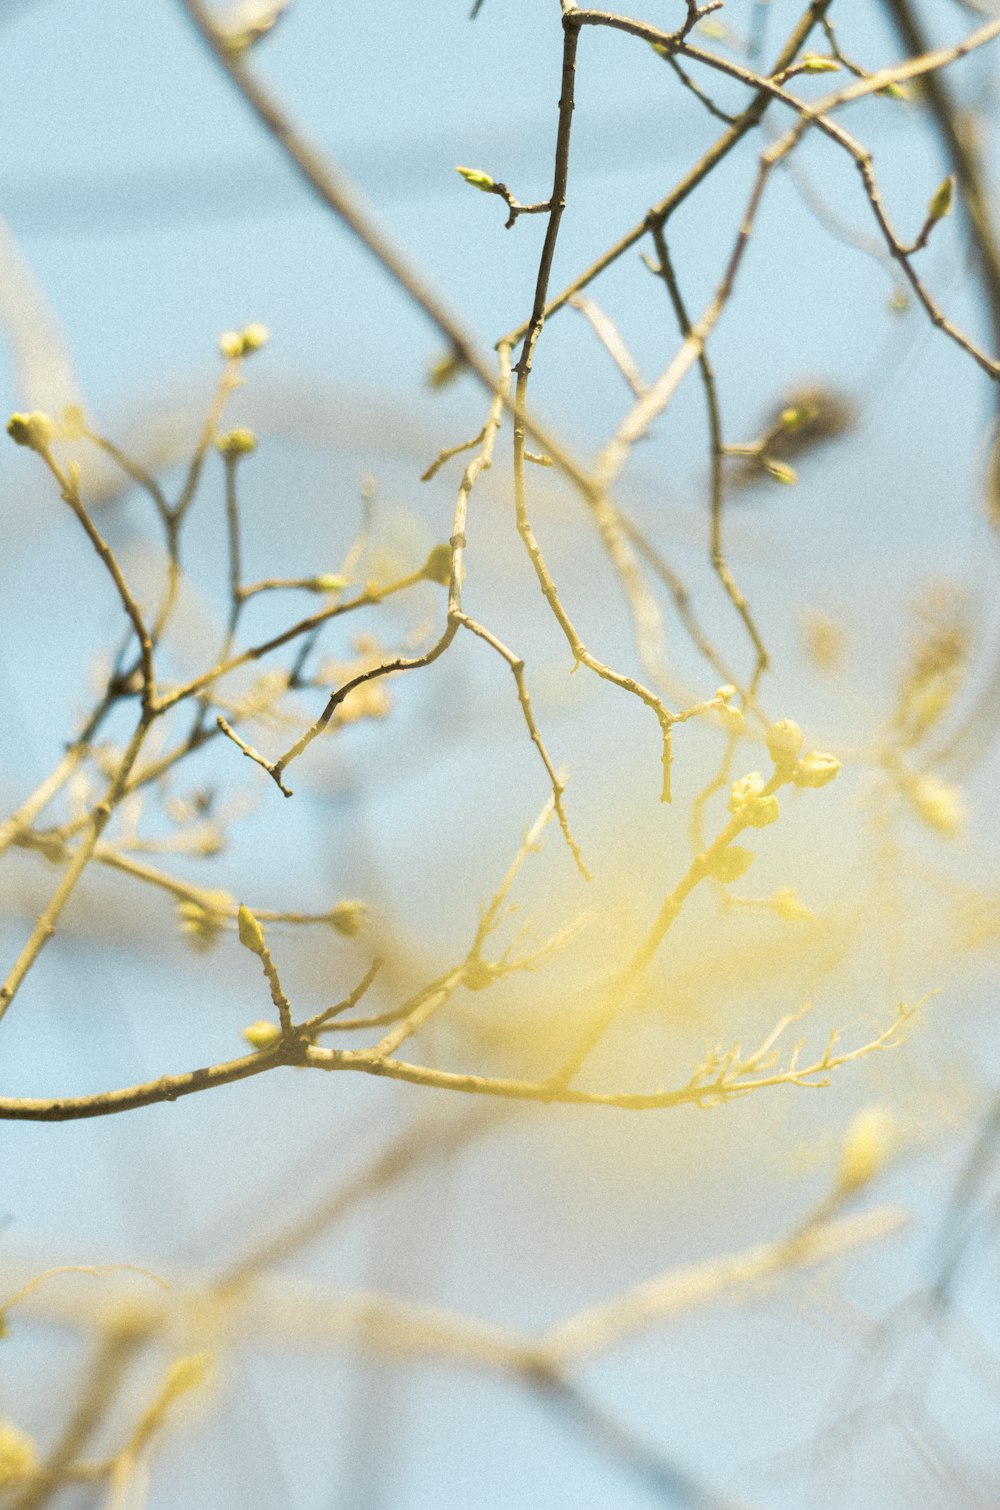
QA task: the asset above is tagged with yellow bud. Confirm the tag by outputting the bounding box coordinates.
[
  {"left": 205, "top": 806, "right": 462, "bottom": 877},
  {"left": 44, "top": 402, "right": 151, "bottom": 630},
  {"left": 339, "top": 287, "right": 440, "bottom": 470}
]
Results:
[
  {"left": 240, "top": 322, "right": 269, "bottom": 352},
  {"left": 792, "top": 751, "right": 841, "bottom": 789},
  {"left": 729, "top": 772, "right": 780, "bottom": 827},
  {"left": 0, "top": 1420, "right": 39, "bottom": 1486},
  {"left": 711, "top": 845, "right": 754, "bottom": 884},
  {"left": 162, "top": 1351, "right": 212, "bottom": 1400},
  {"left": 219, "top": 330, "right": 244, "bottom": 360},
  {"left": 237, "top": 904, "right": 267, "bottom": 956},
  {"left": 762, "top": 457, "right": 798, "bottom": 485},
  {"left": 328, "top": 900, "right": 367, "bottom": 937},
  {"left": 422, "top": 544, "right": 453, "bottom": 586},
  {"left": 6, "top": 411, "right": 55, "bottom": 453},
  {"left": 766, "top": 718, "right": 804, "bottom": 767},
  {"left": 62, "top": 404, "right": 86, "bottom": 438},
  {"left": 243, "top": 1020, "right": 282, "bottom": 1051},
  {"left": 770, "top": 886, "right": 816, "bottom": 923},
  {"left": 217, "top": 428, "right": 257, "bottom": 458},
  {"left": 463, "top": 957, "right": 495, "bottom": 991},
  {"left": 902, "top": 772, "right": 964, "bottom": 839},
  {"left": 310, "top": 574, "right": 348, "bottom": 593},
  {"left": 837, "top": 1106, "right": 895, "bottom": 1194}
]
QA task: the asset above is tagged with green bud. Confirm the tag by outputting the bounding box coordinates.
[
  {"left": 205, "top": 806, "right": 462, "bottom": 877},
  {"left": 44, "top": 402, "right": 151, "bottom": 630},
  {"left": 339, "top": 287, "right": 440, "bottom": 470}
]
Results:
[
  {"left": 778, "top": 403, "right": 816, "bottom": 433},
  {"left": 798, "top": 53, "right": 840, "bottom": 74},
  {"left": 237, "top": 903, "right": 267, "bottom": 956},
  {"left": 427, "top": 350, "right": 464, "bottom": 390},
  {"left": 762, "top": 457, "right": 798, "bottom": 485},
  {"left": 310, "top": 574, "right": 348, "bottom": 593},
  {"left": 422, "top": 544, "right": 453, "bottom": 586},
  {"left": 455, "top": 165, "right": 496, "bottom": 193},
  {"left": 928, "top": 175, "right": 954, "bottom": 222}
]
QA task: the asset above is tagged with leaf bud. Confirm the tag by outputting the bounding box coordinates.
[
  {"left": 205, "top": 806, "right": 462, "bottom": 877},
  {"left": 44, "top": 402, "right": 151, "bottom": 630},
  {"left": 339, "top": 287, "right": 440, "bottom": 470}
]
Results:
[
  {"left": 237, "top": 903, "right": 267, "bottom": 956},
  {"left": 426, "top": 349, "right": 464, "bottom": 390},
  {"left": 762, "top": 457, "right": 798, "bottom": 485},
  {"left": 455, "top": 165, "right": 496, "bottom": 193},
  {"left": 928, "top": 175, "right": 954, "bottom": 222}
]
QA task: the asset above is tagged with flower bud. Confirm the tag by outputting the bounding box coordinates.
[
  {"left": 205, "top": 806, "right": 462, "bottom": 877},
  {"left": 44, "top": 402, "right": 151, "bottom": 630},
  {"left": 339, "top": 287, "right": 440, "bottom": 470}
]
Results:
[
  {"left": 711, "top": 845, "right": 754, "bottom": 884},
  {"left": 6, "top": 411, "right": 54, "bottom": 453},
  {"left": 728, "top": 772, "right": 780, "bottom": 827},
  {"left": 792, "top": 751, "right": 841, "bottom": 788},
  {"left": 328, "top": 900, "right": 367, "bottom": 937},
  {"left": 770, "top": 886, "right": 816, "bottom": 923},
  {"left": 242, "top": 1020, "right": 282, "bottom": 1051},
  {"left": 240, "top": 322, "right": 269, "bottom": 352},
  {"left": 0, "top": 1420, "right": 39, "bottom": 1486},
  {"left": 422, "top": 544, "right": 453, "bottom": 586},
  {"left": 766, "top": 718, "right": 804, "bottom": 767},
  {"left": 837, "top": 1106, "right": 895, "bottom": 1195},
  {"left": 217, "top": 428, "right": 257, "bottom": 458}
]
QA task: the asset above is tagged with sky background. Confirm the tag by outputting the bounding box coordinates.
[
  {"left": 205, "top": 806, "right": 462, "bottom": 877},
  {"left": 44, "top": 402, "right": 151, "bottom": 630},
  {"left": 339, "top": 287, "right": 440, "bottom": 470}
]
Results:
[{"left": 3, "top": 2, "right": 1000, "bottom": 1507}]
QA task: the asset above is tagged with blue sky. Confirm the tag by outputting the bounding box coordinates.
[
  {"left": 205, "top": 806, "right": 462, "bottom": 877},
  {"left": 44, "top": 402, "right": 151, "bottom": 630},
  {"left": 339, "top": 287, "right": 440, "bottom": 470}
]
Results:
[{"left": 3, "top": 3, "right": 1000, "bottom": 1506}]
